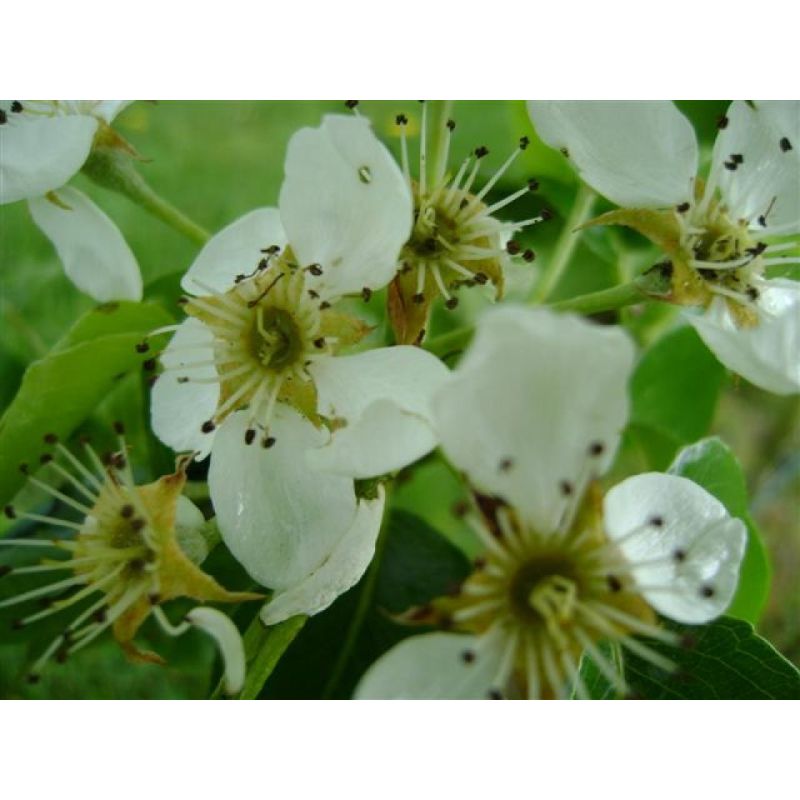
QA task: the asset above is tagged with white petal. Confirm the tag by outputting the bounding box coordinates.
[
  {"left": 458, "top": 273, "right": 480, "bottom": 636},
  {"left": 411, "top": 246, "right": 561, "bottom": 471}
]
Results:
[
  {"left": 0, "top": 114, "right": 98, "bottom": 204},
  {"left": 433, "top": 306, "right": 635, "bottom": 532},
  {"left": 28, "top": 187, "right": 142, "bottom": 301},
  {"left": 687, "top": 281, "right": 800, "bottom": 395},
  {"left": 307, "top": 347, "right": 449, "bottom": 477},
  {"left": 261, "top": 487, "right": 386, "bottom": 624},
  {"left": 181, "top": 208, "right": 287, "bottom": 295},
  {"left": 208, "top": 406, "right": 358, "bottom": 591},
  {"left": 712, "top": 101, "right": 800, "bottom": 234},
  {"left": 185, "top": 607, "right": 246, "bottom": 696},
  {"left": 93, "top": 101, "right": 133, "bottom": 124},
  {"left": 279, "top": 114, "right": 412, "bottom": 298},
  {"left": 150, "top": 318, "right": 220, "bottom": 458},
  {"left": 354, "top": 632, "right": 500, "bottom": 699},
  {"left": 604, "top": 473, "right": 746, "bottom": 624},
  {"left": 527, "top": 101, "right": 698, "bottom": 208}
]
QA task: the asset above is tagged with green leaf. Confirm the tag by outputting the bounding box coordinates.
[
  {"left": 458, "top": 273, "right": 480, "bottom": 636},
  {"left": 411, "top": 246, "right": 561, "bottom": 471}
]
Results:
[
  {"left": 263, "top": 509, "right": 472, "bottom": 699},
  {"left": 631, "top": 326, "right": 726, "bottom": 450},
  {"left": 581, "top": 617, "right": 800, "bottom": 699},
  {"left": 0, "top": 302, "right": 173, "bottom": 506},
  {"left": 669, "top": 437, "right": 770, "bottom": 624}
]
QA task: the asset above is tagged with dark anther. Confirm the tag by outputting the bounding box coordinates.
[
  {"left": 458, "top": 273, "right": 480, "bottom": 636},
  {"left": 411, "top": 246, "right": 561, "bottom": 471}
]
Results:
[
  {"left": 649, "top": 515, "right": 665, "bottom": 528},
  {"left": 177, "top": 377, "right": 189, "bottom": 384},
  {"left": 452, "top": 500, "right": 469, "bottom": 518},
  {"left": 731, "top": 153, "right": 744, "bottom": 165},
  {"left": 445, "top": 297, "right": 459, "bottom": 310},
  {"left": 19, "top": 463, "right": 30, "bottom": 475},
  {"left": 308, "top": 289, "right": 320, "bottom": 299},
  {"left": 128, "top": 558, "right": 145, "bottom": 573},
  {"left": 559, "top": 147, "right": 569, "bottom": 158},
  {"left": 527, "top": 178, "right": 539, "bottom": 192},
  {"left": 361, "top": 287, "right": 372, "bottom": 302},
  {"left": 519, "top": 135, "right": 530, "bottom": 150},
  {"left": 446, "top": 119, "right": 456, "bottom": 131},
  {"left": 113, "top": 421, "right": 125, "bottom": 435},
  {"left": 506, "top": 240, "right": 521, "bottom": 255},
  {"left": 135, "top": 342, "right": 150, "bottom": 353},
  {"left": 319, "top": 301, "right": 331, "bottom": 310},
  {"left": 0, "top": 565, "right": 12, "bottom": 578},
  {"left": 143, "top": 358, "right": 156, "bottom": 372},
  {"left": 0, "top": 110, "right": 7, "bottom": 125},
  {"left": 201, "top": 420, "right": 216, "bottom": 434},
  {"left": 540, "top": 207, "right": 553, "bottom": 221},
  {"left": 672, "top": 548, "right": 687, "bottom": 563},
  {"left": 177, "top": 295, "right": 189, "bottom": 304},
  {"left": 257, "top": 258, "right": 269, "bottom": 271},
  {"left": 746, "top": 286, "right": 760, "bottom": 301},
  {"left": 716, "top": 115, "right": 729, "bottom": 130},
  {"left": 757, "top": 215, "right": 767, "bottom": 227},
  {"left": 130, "top": 518, "right": 146, "bottom": 532},
  {"left": 606, "top": 574, "right": 623, "bottom": 593},
  {"left": 588, "top": 441, "right": 605, "bottom": 457},
  {"left": 723, "top": 160, "right": 738, "bottom": 171},
  {"left": 40, "top": 454, "right": 53, "bottom": 465},
  {"left": 779, "top": 137, "right": 792, "bottom": 153},
  {"left": 307, "top": 263, "right": 323, "bottom": 276},
  {"left": 487, "top": 689, "right": 503, "bottom": 700},
  {"left": 474, "top": 271, "right": 488, "bottom": 285},
  {"left": 699, "top": 268, "right": 718, "bottom": 281},
  {"left": 474, "top": 145, "right": 489, "bottom": 159},
  {"left": 700, "top": 584, "right": 716, "bottom": 598},
  {"left": 43, "top": 432, "right": 58, "bottom": 445},
  {"left": 522, "top": 249, "right": 536, "bottom": 263},
  {"left": 498, "top": 457, "right": 514, "bottom": 472},
  {"left": 26, "top": 673, "right": 41, "bottom": 684},
  {"left": 559, "top": 480, "right": 573, "bottom": 496},
  {"left": 412, "top": 292, "right": 425, "bottom": 304},
  {"left": 473, "top": 556, "right": 487, "bottom": 570},
  {"left": 676, "top": 202, "right": 690, "bottom": 213},
  {"left": 395, "top": 113, "right": 408, "bottom": 126},
  {"left": 93, "top": 608, "right": 108, "bottom": 622},
  {"left": 11, "top": 101, "right": 23, "bottom": 113},
  {"left": 262, "top": 436, "right": 277, "bottom": 449},
  {"left": 461, "top": 650, "right": 476, "bottom": 664},
  {"left": 120, "top": 504, "right": 134, "bottom": 518},
  {"left": 746, "top": 242, "right": 767, "bottom": 256},
  {"left": 234, "top": 274, "right": 246, "bottom": 284},
  {"left": 244, "top": 428, "right": 256, "bottom": 446},
  {"left": 3, "top": 505, "right": 16, "bottom": 519},
  {"left": 345, "top": 100, "right": 359, "bottom": 109},
  {"left": 148, "top": 593, "right": 161, "bottom": 605},
  {"left": 314, "top": 337, "right": 326, "bottom": 349}
]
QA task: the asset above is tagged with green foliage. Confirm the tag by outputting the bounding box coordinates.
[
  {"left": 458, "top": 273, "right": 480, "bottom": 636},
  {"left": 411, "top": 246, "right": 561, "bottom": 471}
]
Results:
[
  {"left": 581, "top": 617, "right": 800, "bottom": 700},
  {"left": 669, "top": 438, "right": 770, "bottom": 624},
  {"left": 628, "top": 326, "right": 726, "bottom": 469},
  {"left": 0, "top": 302, "right": 172, "bottom": 505},
  {"left": 263, "top": 509, "right": 471, "bottom": 699}
]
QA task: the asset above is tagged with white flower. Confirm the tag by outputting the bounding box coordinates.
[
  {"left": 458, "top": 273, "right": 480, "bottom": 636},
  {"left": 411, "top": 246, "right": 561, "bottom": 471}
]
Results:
[
  {"left": 527, "top": 100, "right": 800, "bottom": 395},
  {"left": 354, "top": 307, "right": 746, "bottom": 699},
  {"left": 1, "top": 100, "right": 141, "bottom": 302},
  {"left": 0, "top": 427, "right": 258, "bottom": 694},
  {"left": 150, "top": 115, "right": 450, "bottom": 624},
  {"left": 385, "top": 102, "right": 549, "bottom": 344}
]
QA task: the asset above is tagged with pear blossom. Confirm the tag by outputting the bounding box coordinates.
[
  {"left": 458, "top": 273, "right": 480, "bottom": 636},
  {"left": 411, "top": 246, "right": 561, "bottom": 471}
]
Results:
[
  {"left": 526, "top": 101, "right": 800, "bottom": 395},
  {"left": 0, "top": 426, "right": 258, "bottom": 694},
  {"left": 150, "top": 115, "right": 449, "bottom": 624},
  {"left": 380, "top": 102, "right": 550, "bottom": 344},
  {"left": 355, "top": 307, "right": 746, "bottom": 699},
  {"left": 0, "top": 100, "right": 141, "bottom": 302}
]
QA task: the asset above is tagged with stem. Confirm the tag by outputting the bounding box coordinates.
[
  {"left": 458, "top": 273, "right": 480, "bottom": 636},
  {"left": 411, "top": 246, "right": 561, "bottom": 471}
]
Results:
[
  {"left": 82, "top": 148, "right": 210, "bottom": 246},
  {"left": 428, "top": 100, "right": 455, "bottom": 186},
  {"left": 550, "top": 281, "right": 646, "bottom": 315},
  {"left": 321, "top": 487, "right": 393, "bottom": 699},
  {"left": 530, "top": 184, "right": 596, "bottom": 303},
  {"left": 425, "top": 280, "right": 652, "bottom": 360}
]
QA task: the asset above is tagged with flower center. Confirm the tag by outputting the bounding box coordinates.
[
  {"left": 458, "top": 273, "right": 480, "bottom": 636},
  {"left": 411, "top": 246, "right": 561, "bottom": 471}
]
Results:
[
  {"left": 252, "top": 306, "right": 305, "bottom": 370},
  {"left": 674, "top": 200, "right": 766, "bottom": 326}
]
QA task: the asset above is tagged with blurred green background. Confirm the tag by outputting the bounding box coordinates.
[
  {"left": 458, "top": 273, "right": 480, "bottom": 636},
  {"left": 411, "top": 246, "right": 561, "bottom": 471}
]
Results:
[{"left": 0, "top": 101, "right": 797, "bottom": 698}]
